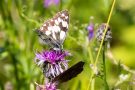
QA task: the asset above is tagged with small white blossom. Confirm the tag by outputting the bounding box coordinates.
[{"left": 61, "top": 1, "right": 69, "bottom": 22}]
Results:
[
  {"left": 90, "top": 64, "right": 99, "bottom": 75},
  {"left": 119, "top": 74, "right": 129, "bottom": 81}
]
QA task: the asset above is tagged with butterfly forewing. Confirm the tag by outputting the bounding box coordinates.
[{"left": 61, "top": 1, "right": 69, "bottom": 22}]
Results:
[{"left": 37, "top": 10, "right": 69, "bottom": 49}]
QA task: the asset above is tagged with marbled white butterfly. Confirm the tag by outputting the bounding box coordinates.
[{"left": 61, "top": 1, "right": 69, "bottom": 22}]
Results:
[{"left": 36, "top": 10, "right": 69, "bottom": 50}]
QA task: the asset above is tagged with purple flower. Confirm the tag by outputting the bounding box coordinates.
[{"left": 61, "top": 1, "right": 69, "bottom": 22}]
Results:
[
  {"left": 35, "top": 50, "right": 70, "bottom": 78},
  {"left": 35, "top": 82, "right": 57, "bottom": 90},
  {"left": 44, "top": 0, "right": 60, "bottom": 8},
  {"left": 86, "top": 23, "right": 94, "bottom": 40},
  {"left": 46, "top": 82, "right": 57, "bottom": 90},
  {"left": 35, "top": 50, "right": 70, "bottom": 64}
]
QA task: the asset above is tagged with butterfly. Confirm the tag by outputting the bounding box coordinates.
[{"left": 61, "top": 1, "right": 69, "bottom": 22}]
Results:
[{"left": 36, "top": 10, "right": 69, "bottom": 50}]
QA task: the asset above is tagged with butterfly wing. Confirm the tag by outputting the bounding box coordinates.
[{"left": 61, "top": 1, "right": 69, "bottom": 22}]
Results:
[
  {"left": 52, "top": 61, "right": 85, "bottom": 83},
  {"left": 37, "top": 10, "right": 69, "bottom": 49}
]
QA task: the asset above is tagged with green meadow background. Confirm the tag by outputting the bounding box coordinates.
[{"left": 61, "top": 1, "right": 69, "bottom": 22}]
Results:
[{"left": 0, "top": 0, "right": 135, "bottom": 90}]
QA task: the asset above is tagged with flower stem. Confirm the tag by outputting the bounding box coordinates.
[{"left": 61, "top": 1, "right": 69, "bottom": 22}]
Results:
[
  {"left": 103, "top": 44, "right": 109, "bottom": 90},
  {"left": 10, "top": 52, "right": 20, "bottom": 89},
  {"left": 87, "top": 73, "right": 93, "bottom": 90},
  {"left": 87, "top": 0, "right": 116, "bottom": 89},
  {"left": 88, "top": 46, "right": 95, "bottom": 90},
  {"left": 59, "top": 0, "right": 63, "bottom": 11},
  {"left": 91, "top": 78, "right": 95, "bottom": 90}
]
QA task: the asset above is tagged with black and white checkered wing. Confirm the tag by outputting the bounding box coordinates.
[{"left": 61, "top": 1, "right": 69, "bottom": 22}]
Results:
[{"left": 37, "top": 10, "right": 69, "bottom": 49}]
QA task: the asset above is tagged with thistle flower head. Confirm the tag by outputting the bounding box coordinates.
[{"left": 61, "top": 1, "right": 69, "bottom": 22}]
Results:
[
  {"left": 44, "top": 0, "right": 60, "bottom": 8},
  {"left": 35, "top": 82, "right": 57, "bottom": 90},
  {"left": 35, "top": 50, "right": 70, "bottom": 64},
  {"left": 96, "top": 23, "right": 112, "bottom": 42},
  {"left": 35, "top": 50, "right": 70, "bottom": 79},
  {"left": 45, "top": 82, "right": 57, "bottom": 90}
]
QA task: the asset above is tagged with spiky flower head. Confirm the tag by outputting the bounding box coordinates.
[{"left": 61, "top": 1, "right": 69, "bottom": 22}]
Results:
[
  {"left": 96, "top": 23, "right": 112, "bottom": 42},
  {"left": 45, "top": 82, "right": 57, "bottom": 90},
  {"left": 35, "top": 50, "right": 70, "bottom": 79},
  {"left": 35, "top": 82, "right": 57, "bottom": 90}
]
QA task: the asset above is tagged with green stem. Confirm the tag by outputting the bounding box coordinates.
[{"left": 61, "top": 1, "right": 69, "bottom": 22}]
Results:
[
  {"left": 10, "top": 52, "right": 20, "bottom": 90},
  {"left": 103, "top": 44, "right": 109, "bottom": 90},
  {"left": 59, "top": 0, "right": 62, "bottom": 11},
  {"left": 88, "top": 45, "right": 94, "bottom": 63},
  {"left": 67, "top": 0, "right": 76, "bottom": 10},
  {"left": 91, "top": 78, "right": 95, "bottom": 90},
  {"left": 88, "top": 45, "right": 95, "bottom": 90}
]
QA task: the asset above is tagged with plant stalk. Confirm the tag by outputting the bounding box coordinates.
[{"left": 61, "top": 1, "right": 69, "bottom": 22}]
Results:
[{"left": 103, "top": 44, "right": 109, "bottom": 90}]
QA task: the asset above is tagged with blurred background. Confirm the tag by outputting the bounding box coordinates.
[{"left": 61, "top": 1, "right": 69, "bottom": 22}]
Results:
[{"left": 0, "top": 0, "right": 135, "bottom": 90}]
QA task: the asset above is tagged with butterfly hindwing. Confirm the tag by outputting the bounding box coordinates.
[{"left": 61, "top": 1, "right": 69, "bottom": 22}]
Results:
[
  {"left": 52, "top": 61, "right": 85, "bottom": 83},
  {"left": 37, "top": 10, "right": 69, "bottom": 49}
]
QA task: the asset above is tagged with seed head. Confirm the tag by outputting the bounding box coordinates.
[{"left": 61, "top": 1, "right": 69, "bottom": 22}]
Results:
[{"left": 96, "top": 23, "right": 112, "bottom": 42}]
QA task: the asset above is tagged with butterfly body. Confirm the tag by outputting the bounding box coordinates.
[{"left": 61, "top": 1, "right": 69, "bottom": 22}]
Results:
[{"left": 37, "top": 10, "right": 69, "bottom": 50}]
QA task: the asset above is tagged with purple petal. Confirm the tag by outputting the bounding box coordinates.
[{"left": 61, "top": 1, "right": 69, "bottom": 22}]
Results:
[
  {"left": 54, "top": 0, "right": 60, "bottom": 5},
  {"left": 46, "top": 82, "right": 57, "bottom": 90},
  {"left": 44, "top": 0, "right": 50, "bottom": 7},
  {"left": 86, "top": 23, "right": 94, "bottom": 40},
  {"left": 87, "top": 23, "right": 94, "bottom": 32},
  {"left": 35, "top": 50, "right": 70, "bottom": 65},
  {"left": 35, "top": 53, "right": 46, "bottom": 61},
  {"left": 44, "top": 0, "right": 60, "bottom": 8},
  {"left": 88, "top": 31, "right": 94, "bottom": 40}
]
